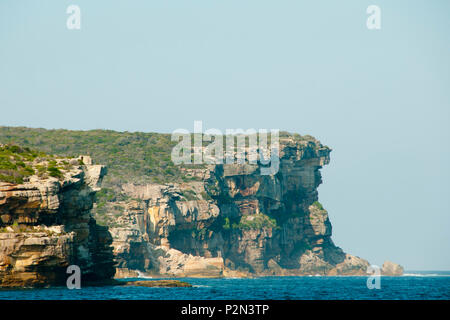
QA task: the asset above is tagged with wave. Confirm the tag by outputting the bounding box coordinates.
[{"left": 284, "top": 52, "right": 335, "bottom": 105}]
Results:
[
  {"left": 403, "top": 273, "right": 450, "bottom": 277},
  {"left": 193, "top": 285, "right": 211, "bottom": 288},
  {"left": 136, "top": 271, "right": 153, "bottom": 279}
]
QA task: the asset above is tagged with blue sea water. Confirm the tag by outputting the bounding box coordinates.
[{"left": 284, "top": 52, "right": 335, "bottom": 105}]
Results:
[{"left": 1, "top": 271, "right": 449, "bottom": 300}]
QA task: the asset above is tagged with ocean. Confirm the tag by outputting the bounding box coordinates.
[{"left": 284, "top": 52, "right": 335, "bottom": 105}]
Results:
[{"left": 1, "top": 271, "right": 449, "bottom": 300}]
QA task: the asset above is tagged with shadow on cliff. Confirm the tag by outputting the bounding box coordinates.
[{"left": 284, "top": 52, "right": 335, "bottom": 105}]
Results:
[
  {"left": 86, "top": 219, "right": 117, "bottom": 282},
  {"left": 279, "top": 216, "right": 347, "bottom": 274}
]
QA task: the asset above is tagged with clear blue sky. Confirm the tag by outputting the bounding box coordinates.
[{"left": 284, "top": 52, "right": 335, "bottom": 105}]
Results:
[{"left": 1, "top": 0, "right": 449, "bottom": 270}]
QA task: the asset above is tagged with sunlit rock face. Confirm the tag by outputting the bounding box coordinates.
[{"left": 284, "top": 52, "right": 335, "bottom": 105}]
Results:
[
  {"left": 381, "top": 261, "right": 404, "bottom": 276},
  {"left": 0, "top": 161, "right": 115, "bottom": 288},
  {"left": 109, "top": 137, "right": 371, "bottom": 277}
]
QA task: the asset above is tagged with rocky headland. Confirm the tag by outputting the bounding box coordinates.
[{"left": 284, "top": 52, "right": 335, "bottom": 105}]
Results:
[
  {"left": 98, "top": 136, "right": 378, "bottom": 277},
  {"left": 0, "top": 129, "right": 404, "bottom": 287}
]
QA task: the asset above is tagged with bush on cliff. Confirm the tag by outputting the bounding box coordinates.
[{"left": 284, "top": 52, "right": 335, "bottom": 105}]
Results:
[
  {"left": 312, "top": 201, "right": 324, "bottom": 210},
  {"left": 47, "top": 165, "right": 63, "bottom": 178},
  {"left": 232, "top": 213, "right": 278, "bottom": 230},
  {"left": 0, "top": 145, "right": 38, "bottom": 184},
  {"left": 0, "top": 126, "right": 322, "bottom": 187},
  {"left": 0, "top": 127, "right": 182, "bottom": 186},
  {"left": 0, "top": 144, "right": 75, "bottom": 183}
]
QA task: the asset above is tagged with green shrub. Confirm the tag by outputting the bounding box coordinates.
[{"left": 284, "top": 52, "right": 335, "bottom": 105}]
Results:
[
  {"left": 47, "top": 166, "right": 62, "bottom": 178},
  {"left": 0, "top": 144, "right": 68, "bottom": 183},
  {"left": 0, "top": 174, "right": 22, "bottom": 184},
  {"left": 234, "top": 213, "right": 278, "bottom": 230},
  {"left": 312, "top": 201, "right": 324, "bottom": 210},
  {"left": 223, "top": 217, "right": 231, "bottom": 230},
  {"left": 16, "top": 161, "right": 26, "bottom": 168},
  {"left": 23, "top": 166, "right": 34, "bottom": 175},
  {"left": 0, "top": 127, "right": 322, "bottom": 186}
]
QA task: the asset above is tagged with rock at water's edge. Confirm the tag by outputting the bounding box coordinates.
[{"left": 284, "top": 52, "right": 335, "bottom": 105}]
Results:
[
  {"left": 122, "top": 280, "right": 192, "bottom": 287},
  {"left": 381, "top": 261, "right": 404, "bottom": 276}
]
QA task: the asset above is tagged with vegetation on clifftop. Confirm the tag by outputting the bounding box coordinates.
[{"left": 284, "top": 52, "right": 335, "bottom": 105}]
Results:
[
  {"left": 0, "top": 126, "right": 323, "bottom": 187},
  {"left": 0, "top": 145, "right": 36, "bottom": 183},
  {"left": 0, "top": 144, "right": 73, "bottom": 184},
  {"left": 0, "top": 127, "right": 180, "bottom": 186}
]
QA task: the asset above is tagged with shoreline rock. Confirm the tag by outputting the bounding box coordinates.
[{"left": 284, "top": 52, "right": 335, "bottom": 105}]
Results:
[
  {"left": 381, "top": 261, "right": 404, "bottom": 276},
  {"left": 0, "top": 157, "right": 115, "bottom": 288}
]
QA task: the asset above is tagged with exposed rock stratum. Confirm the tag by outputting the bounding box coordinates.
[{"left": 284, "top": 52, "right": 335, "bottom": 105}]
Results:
[
  {"left": 0, "top": 157, "right": 115, "bottom": 287},
  {"left": 105, "top": 136, "right": 374, "bottom": 277}
]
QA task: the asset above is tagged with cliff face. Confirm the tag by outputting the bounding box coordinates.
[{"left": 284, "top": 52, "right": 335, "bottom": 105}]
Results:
[
  {"left": 0, "top": 130, "right": 403, "bottom": 279},
  {"left": 0, "top": 157, "right": 115, "bottom": 287},
  {"left": 106, "top": 137, "right": 370, "bottom": 277}
]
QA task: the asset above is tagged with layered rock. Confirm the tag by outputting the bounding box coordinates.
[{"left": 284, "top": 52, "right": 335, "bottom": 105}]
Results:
[
  {"left": 381, "top": 261, "right": 404, "bottom": 276},
  {"left": 0, "top": 158, "right": 115, "bottom": 287},
  {"left": 104, "top": 136, "right": 372, "bottom": 277}
]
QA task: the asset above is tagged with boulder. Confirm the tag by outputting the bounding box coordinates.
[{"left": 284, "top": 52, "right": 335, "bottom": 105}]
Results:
[{"left": 381, "top": 261, "right": 404, "bottom": 276}]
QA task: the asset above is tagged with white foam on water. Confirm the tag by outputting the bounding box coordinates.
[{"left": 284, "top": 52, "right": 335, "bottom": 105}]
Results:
[
  {"left": 193, "top": 285, "right": 211, "bottom": 288},
  {"left": 403, "top": 273, "right": 450, "bottom": 277},
  {"left": 136, "top": 270, "right": 153, "bottom": 279}
]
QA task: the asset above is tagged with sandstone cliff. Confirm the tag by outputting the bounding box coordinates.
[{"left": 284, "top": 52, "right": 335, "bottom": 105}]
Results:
[
  {"left": 0, "top": 151, "right": 115, "bottom": 287},
  {"left": 99, "top": 136, "right": 371, "bottom": 277},
  {"left": 0, "top": 133, "right": 402, "bottom": 280}
]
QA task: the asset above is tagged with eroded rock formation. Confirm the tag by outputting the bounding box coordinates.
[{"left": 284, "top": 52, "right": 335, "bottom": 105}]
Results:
[
  {"left": 105, "top": 137, "right": 371, "bottom": 277},
  {"left": 0, "top": 158, "right": 115, "bottom": 287},
  {"left": 381, "top": 261, "right": 404, "bottom": 276}
]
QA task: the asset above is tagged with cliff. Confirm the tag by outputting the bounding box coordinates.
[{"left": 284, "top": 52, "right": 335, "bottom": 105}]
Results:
[
  {"left": 0, "top": 147, "right": 115, "bottom": 287},
  {"left": 0, "top": 129, "right": 403, "bottom": 278},
  {"left": 101, "top": 137, "right": 370, "bottom": 277}
]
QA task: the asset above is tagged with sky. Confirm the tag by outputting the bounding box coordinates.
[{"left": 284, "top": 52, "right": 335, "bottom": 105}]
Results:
[{"left": 0, "top": 0, "right": 449, "bottom": 270}]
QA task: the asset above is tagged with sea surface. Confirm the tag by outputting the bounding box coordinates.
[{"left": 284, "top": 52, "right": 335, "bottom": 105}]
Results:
[{"left": 1, "top": 271, "right": 449, "bottom": 300}]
